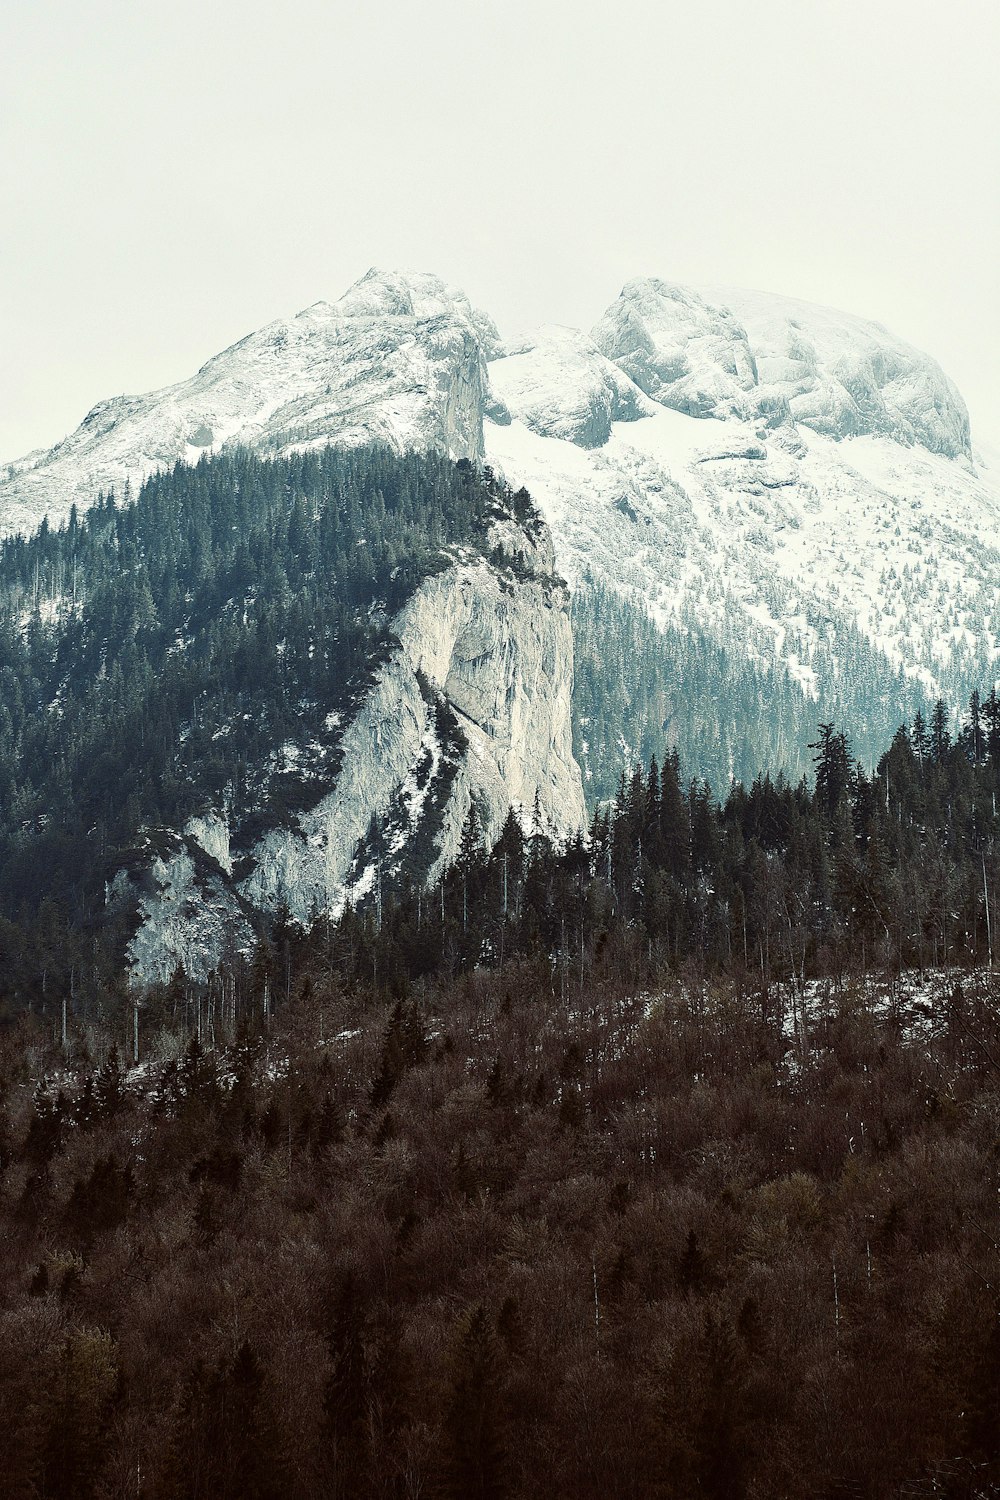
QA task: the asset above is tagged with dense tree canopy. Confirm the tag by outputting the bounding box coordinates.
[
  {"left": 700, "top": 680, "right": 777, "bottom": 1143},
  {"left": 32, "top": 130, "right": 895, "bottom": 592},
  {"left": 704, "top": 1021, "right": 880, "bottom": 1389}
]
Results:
[
  {"left": 320, "top": 690, "right": 1000, "bottom": 1005},
  {"left": 2, "top": 938, "right": 999, "bottom": 1497},
  {"left": 572, "top": 581, "right": 931, "bottom": 804}
]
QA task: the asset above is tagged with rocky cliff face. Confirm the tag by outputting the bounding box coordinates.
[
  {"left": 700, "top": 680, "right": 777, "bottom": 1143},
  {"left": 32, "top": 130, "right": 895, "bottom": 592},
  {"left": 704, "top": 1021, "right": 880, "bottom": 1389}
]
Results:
[
  {"left": 125, "top": 514, "right": 585, "bottom": 983},
  {"left": 701, "top": 285, "right": 972, "bottom": 459},
  {"left": 488, "top": 325, "right": 654, "bottom": 448},
  {"left": 241, "top": 535, "right": 582, "bottom": 919},
  {"left": 122, "top": 844, "right": 256, "bottom": 988},
  {"left": 591, "top": 279, "right": 766, "bottom": 425}
]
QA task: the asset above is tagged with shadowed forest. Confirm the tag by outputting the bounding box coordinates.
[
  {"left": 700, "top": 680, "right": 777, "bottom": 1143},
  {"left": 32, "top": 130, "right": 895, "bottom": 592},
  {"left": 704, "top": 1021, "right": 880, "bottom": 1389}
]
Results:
[{"left": 2, "top": 946, "right": 1000, "bottom": 1498}]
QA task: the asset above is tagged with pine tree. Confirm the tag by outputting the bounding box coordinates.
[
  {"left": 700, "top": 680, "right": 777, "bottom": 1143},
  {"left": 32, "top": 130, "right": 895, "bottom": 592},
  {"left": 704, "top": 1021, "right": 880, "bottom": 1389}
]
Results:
[
  {"left": 930, "top": 699, "right": 951, "bottom": 765},
  {"left": 810, "top": 723, "right": 853, "bottom": 825},
  {"left": 93, "top": 1046, "right": 125, "bottom": 1121},
  {"left": 443, "top": 1305, "right": 505, "bottom": 1500}
]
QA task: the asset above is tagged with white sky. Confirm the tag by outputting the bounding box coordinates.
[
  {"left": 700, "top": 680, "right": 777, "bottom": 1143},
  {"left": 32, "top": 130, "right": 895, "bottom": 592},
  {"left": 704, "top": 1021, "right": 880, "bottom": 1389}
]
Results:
[{"left": 2, "top": 0, "right": 997, "bottom": 459}]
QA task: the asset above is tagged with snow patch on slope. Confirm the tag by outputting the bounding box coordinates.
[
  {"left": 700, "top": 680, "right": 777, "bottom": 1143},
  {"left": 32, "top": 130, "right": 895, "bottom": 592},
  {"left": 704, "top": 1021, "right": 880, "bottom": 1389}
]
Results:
[{"left": 484, "top": 396, "right": 1000, "bottom": 703}]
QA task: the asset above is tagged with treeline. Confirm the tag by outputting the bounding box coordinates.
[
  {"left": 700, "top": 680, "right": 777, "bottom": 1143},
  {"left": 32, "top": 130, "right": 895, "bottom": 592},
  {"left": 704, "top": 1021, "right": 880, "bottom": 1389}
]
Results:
[
  {"left": 571, "top": 581, "right": 931, "bottom": 804},
  {"left": 297, "top": 692, "right": 1000, "bottom": 1008},
  {"left": 6, "top": 687, "right": 1000, "bottom": 1032},
  {"left": 0, "top": 444, "right": 536, "bottom": 935},
  {"left": 2, "top": 952, "right": 1000, "bottom": 1497}
]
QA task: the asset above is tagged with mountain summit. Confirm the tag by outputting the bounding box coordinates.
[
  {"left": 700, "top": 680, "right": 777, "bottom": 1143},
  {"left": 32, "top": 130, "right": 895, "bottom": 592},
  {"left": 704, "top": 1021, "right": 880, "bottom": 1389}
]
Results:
[
  {"left": 590, "top": 278, "right": 971, "bottom": 456},
  {"left": 1, "top": 270, "right": 497, "bottom": 538},
  {"left": 485, "top": 280, "right": 998, "bottom": 793}
]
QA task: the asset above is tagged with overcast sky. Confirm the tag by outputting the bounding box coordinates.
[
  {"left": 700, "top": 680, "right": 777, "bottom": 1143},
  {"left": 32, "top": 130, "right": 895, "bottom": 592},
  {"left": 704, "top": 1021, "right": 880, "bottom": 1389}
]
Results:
[{"left": 3, "top": 0, "right": 997, "bottom": 459}]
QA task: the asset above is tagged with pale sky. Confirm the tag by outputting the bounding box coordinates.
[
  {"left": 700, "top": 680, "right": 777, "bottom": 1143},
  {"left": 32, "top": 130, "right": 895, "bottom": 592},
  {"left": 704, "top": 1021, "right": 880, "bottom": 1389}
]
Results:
[{"left": 3, "top": 0, "right": 998, "bottom": 459}]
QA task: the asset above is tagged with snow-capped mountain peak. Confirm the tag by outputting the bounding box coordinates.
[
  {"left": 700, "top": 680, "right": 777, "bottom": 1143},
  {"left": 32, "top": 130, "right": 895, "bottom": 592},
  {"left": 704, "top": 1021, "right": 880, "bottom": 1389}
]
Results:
[
  {"left": 591, "top": 278, "right": 764, "bottom": 426},
  {"left": 481, "top": 277, "right": 997, "bottom": 790},
  {"left": 0, "top": 268, "right": 496, "bottom": 539},
  {"left": 3, "top": 265, "right": 996, "bottom": 801},
  {"left": 589, "top": 277, "right": 971, "bottom": 460}
]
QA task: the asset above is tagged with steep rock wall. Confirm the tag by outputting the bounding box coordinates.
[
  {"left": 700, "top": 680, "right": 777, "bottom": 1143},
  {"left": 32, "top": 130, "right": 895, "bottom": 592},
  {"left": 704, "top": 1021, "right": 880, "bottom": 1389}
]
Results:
[
  {"left": 240, "top": 541, "right": 584, "bottom": 922},
  {"left": 125, "top": 530, "right": 585, "bottom": 980}
]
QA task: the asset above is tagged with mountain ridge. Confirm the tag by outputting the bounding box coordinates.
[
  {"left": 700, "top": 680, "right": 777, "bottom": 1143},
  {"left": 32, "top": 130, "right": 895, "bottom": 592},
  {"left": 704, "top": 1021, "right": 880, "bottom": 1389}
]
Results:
[
  {"left": 0, "top": 269, "right": 496, "bottom": 538},
  {"left": 2, "top": 266, "right": 982, "bottom": 533},
  {"left": 4, "top": 266, "right": 998, "bottom": 803}
]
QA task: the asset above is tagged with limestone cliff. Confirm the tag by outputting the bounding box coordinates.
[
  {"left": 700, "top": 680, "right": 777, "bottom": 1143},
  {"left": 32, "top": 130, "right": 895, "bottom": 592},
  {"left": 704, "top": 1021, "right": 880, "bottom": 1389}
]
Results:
[
  {"left": 126, "top": 517, "right": 585, "bottom": 982},
  {"left": 242, "top": 541, "right": 582, "bottom": 919}
]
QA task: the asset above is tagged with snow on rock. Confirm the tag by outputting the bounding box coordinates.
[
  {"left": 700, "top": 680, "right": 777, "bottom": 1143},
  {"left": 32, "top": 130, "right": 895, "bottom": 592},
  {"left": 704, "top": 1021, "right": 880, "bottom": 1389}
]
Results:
[
  {"left": 184, "top": 811, "right": 233, "bottom": 875},
  {"left": 124, "top": 845, "right": 255, "bottom": 986},
  {"left": 488, "top": 325, "right": 654, "bottom": 448},
  {"left": 703, "top": 285, "right": 972, "bottom": 458},
  {"left": 476, "top": 275, "right": 994, "bottom": 713},
  {"left": 591, "top": 280, "right": 768, "bottom": 424},
  {"left": 591, "top": 277, "right": 971, "bottom": 458},
  {"left": 0, "top": 268, "right": 500, "bottom": 538},
  {"left": 484, "top": 394, "right": 1000, "bottom": 704}
]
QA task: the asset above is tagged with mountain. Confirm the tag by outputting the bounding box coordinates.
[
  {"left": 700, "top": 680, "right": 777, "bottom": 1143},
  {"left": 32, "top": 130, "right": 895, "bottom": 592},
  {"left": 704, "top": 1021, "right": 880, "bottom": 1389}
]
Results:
[
  {"left": 0, "top": 445, "right": 583, "bottom": 986},
  {"left": 0, "top": 270, "right": 498, "bottom": 539},
  {"left": 4, "top": 266, "right": 999, "bottom": 808},
  {"left": 486, "top": 281, "right": 1000, "bottom": 793}
]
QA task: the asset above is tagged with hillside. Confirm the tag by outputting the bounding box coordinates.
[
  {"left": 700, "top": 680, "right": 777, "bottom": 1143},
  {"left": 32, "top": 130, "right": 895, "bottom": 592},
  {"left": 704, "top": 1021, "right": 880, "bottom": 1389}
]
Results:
[{"left": 0, "top": 445, "right": 583, "bottom": 990}]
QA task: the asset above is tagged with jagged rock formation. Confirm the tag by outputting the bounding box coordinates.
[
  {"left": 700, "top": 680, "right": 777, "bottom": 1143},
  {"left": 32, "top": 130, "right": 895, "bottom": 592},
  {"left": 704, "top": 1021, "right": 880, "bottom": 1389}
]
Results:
[
  {"left": 700, "top": 285, "right": 972, "bottom": 458},
  {"left": 119, "top": 842, "right": 257, "bottom": 988},
  {"left": 488, "top": 325, "right": 654, "bottom": 447},
  {"left": 591, "top": 279, "right": 767, "bottom": 425},
  {"left": 239, "top": 530, "right": 581, "bottom": 925},
  {"left": 590, "top": 278, "right": 971, "bottom": 457}
]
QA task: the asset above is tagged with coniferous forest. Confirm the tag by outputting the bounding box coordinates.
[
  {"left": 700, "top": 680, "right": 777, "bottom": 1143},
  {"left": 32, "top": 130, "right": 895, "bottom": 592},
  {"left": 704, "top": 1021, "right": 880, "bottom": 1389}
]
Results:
[
  {"left": 571, "top": 581, "right": 930, "bottom": 803},
  {"left": 0, "top": 446, "right": 540, "bottom": 1009},
  {"left": 2, "top": 447, "right": 1000, "bottom": 1496}
]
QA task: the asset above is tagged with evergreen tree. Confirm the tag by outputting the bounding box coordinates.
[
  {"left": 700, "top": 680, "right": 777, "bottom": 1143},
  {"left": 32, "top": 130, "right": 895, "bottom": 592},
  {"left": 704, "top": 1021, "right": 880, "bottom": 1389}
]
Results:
[{"left": 443, "top": 1305, "right": 505, "bottom": 1500}]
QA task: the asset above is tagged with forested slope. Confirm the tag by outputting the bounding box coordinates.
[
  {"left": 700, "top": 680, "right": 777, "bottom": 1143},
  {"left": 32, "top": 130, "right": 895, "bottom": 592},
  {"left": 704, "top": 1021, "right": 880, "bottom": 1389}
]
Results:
[
  {"left": 2, "top": 947, "right": 1000, "bottom": 1497},
  {"left": 4, "top": 476, "right": 1000, "bottom": 1495},
  {"left": 0, "top": 446, "right": 552, "bottom": 1003}
]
